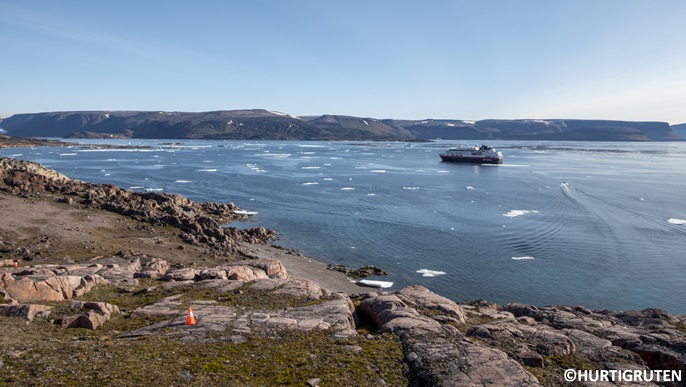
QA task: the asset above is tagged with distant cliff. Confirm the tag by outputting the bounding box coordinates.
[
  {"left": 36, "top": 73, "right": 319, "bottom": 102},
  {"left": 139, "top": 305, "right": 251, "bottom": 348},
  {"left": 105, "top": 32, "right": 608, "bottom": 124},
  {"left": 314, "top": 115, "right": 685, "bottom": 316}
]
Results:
[
  {"left": 0, "top": 110, "right": 682, "bottom": 141},
  {"left": 400, "top": 118, "right": 682, "bottom": 141},
  {"left": 672, "top": 123, "right": 686, "bottom": 140}
]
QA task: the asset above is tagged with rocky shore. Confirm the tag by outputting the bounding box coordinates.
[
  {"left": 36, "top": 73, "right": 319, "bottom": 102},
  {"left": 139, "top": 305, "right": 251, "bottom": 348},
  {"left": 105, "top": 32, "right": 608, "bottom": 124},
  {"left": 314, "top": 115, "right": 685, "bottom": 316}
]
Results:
[
  {"left": 1, "top": 156, "right": 685, "bottom": 386},
  {"left": 0, "top": 134, "right": 69, "bottom": 148}
]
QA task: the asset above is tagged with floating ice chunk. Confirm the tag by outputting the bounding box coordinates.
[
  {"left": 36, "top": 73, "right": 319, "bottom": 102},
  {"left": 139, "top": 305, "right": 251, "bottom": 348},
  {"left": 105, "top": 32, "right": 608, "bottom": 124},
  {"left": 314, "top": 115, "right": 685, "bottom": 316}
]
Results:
[
  {"left": 144, "top": 188, "right": 163, "bottom": 192},
  {"left": 416, "top": 269, "right": 447, "bottom": 277},
  {"left": 367, "top": 193, "right": 377, "bottom": 196},
  {"left": 301, "top": 166, "right": 321, "bottom": 169},
  {"left": 512, "top": 256, "right": 535, "bottom": 260},
  {"left": 175, "top": 180, "right": 192, "bottom": 183},
  {"left": 197, "top": 168, "right": 217, "bottom": 172},
  {"left": 403, "top": 187, "right": 421, "bottom": 190},
  {"left": 340, "top": 187, "right": 355, "bottom": 190},
  {"left": 357, "top": 279, "right": 393, "bottom": 288},
  {"left": 255, "top": 153, "right": 291, "bottom": 158},
  {"left": 59, "top": 153, "right": 77, "bottom": 156},
  {"left": 297, "top": 144, "right": 325, "bottom": 148},
  {"left": 466, "top": 186, "right": 475, "bottom": 190},
  {"left": 668, "top": 218, "right": 686, "bottom": 225},
  {"left": 302, "top": 182, "right": 319, "bottom": 185},
  {"left": 323, "top": 178, "right": 334, "bottom": 181},
  {"left": 370, "top": 170, "right": 386, "bottom": 173},
  {"left": 503, "top": 210, "right": 539, "bottom": 218}
]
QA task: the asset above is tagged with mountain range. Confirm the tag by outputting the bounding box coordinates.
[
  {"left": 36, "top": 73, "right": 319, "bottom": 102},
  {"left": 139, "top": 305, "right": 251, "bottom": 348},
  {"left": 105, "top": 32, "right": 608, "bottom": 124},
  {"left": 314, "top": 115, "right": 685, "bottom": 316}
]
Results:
[{"left": 0, "top": 110, "right": 684, "bottom": 141}]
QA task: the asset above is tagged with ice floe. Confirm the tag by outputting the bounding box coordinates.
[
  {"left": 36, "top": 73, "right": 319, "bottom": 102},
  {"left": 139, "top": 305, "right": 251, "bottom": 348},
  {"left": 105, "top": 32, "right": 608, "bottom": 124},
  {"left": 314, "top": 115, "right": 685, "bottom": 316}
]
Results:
[
  {"left": 340, "top": 187, "right": 355, "bottom": 190},
  {"left": 403, "top": 186, "right": 421, "bottom": 190},
  {"left": 175, "top": 180, "right": 192, "bottom": 183},
  {"left": 234, "top": 210, "right": 258, "bottom": 215},
  {"left": 196, "top": 168, "right": 217, "bottom": 172},
  {"left": 512, "top": 256, "right": 535, "bottom": 260},
  {"left": 465, "top": 186, "right": 475, "bottom": 190},
  {"left": 302, "top": 182, "right": 319, "bottom": 185},
  {"left": 503, "top": 210, "right": 539, "bottom": 218},
  {"left": 668, "top": 218, "right": 686, "bottom": 225},
  {"left": 255, "top": 153, "right": 291, "bottom": 158},
  {"left": 416, "top": 269, "right": 447, "bottom": 277}
]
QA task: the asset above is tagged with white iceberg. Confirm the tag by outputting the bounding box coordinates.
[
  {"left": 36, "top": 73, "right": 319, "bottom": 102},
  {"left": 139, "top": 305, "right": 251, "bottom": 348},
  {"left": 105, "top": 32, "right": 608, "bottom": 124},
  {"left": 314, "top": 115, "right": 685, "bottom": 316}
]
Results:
[{"left": 416, "top": 269, "right": 447, "bottom": 277}]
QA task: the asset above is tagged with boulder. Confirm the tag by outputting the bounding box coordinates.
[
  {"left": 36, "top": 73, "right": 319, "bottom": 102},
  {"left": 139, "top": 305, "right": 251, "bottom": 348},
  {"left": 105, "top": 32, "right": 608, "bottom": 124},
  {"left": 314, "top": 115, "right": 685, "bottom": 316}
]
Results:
[
  {"left": 61, "top": 311, "right": 109, "bottom": 330},
  {"left": 69, "top": 300, "right": 120, "bottom": 315},
  {"left": 226, "top": 265, "right": 265, "bottom": 281},
  {"left": 397, "top": 285, "right": 466, "bottom": 324},
  {"left": 0, "top": 304, "right": 52, "bottom": 321},
  {"left": 359, "top": 293, "right": 442, "bottom": 334},
  {"left": 2, "top": 274, "right": 104, "bottom": 303},
  {"left": 162, "top": 268, "right": 200, "bottom": 281},
  {"left": 404, "top": 327, "right": 541, "bottom": 386}
]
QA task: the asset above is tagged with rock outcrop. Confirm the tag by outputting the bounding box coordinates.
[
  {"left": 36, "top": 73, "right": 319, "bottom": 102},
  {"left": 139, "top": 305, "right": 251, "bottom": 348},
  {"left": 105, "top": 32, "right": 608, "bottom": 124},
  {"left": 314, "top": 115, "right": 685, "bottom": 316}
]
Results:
[
  {"left": 61, "top": 301, "right": 120, "bottom": 330},
  {"left": 357, "top": 289, "right": 686, "bottom": 386},
  {"left": 0, "top": 157, "right": 275, "bottom": 256},
  {"left": 0, "top": 304, "right": 52, "bottom": 321},
  {"left": 326, "top": 264, "right": 387, "bottom": 278},
  {"left": 3, "top": 255, "right": 686, "bottom": 385},
  {"left": 124, "top": 292, "right": 356, "bottom": 342}
]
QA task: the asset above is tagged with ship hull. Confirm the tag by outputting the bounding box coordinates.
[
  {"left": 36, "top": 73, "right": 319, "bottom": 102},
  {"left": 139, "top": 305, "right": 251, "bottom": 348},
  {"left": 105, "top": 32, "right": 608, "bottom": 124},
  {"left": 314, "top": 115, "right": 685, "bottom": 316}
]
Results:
[{"left": 440, "top": 155, "right": 503, "bottom": 164}]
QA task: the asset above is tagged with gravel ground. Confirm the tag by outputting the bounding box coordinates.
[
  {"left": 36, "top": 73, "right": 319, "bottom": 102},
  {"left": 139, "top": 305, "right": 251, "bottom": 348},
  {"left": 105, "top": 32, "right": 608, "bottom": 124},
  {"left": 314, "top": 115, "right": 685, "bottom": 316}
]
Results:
[{"left": 0, "top": 191, "right": 368, "bottom": 294}]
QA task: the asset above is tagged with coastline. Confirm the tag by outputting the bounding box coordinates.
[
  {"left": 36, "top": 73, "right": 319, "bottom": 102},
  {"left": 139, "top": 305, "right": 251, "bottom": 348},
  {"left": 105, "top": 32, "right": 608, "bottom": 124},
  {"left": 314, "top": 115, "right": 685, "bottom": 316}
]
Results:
[{"left": 1, "top": 144, "right": 685, "bottom": 385}]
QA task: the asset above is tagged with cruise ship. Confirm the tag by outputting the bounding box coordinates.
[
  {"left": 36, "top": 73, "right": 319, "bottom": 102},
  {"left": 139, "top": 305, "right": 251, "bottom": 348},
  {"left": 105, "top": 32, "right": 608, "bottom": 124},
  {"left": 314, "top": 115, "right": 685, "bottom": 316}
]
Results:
[{"left": 439, "top": 145, "right": 503, "bottom": 164}]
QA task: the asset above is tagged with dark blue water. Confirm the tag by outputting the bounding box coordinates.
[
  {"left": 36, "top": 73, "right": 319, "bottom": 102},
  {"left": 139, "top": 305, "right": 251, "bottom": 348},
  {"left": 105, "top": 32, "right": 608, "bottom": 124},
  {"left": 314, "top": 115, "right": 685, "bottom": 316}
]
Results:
[{"left": 3, "top": 140, "right": 685, "bottom": 313}]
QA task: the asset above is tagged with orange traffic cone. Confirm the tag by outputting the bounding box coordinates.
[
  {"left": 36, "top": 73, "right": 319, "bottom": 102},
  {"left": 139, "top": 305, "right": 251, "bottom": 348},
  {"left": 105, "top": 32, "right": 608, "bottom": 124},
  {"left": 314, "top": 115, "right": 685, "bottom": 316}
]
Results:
[{"left": 185, "top": 307, "right": 196, "bottom": 325}]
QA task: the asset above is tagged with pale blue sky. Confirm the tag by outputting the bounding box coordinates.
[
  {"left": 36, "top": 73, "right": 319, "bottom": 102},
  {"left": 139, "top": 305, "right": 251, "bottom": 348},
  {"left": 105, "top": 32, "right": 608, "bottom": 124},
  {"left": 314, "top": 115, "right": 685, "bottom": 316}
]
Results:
[{"left": 2, "top": 1, "right": 685, "bottom": 123}]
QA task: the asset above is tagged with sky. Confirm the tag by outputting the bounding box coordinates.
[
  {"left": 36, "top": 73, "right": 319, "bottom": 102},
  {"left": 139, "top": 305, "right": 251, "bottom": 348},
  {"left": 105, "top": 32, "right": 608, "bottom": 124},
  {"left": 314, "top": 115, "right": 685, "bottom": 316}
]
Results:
[{"left": 1, "top": 1, "right": 686, "bottom": 124}]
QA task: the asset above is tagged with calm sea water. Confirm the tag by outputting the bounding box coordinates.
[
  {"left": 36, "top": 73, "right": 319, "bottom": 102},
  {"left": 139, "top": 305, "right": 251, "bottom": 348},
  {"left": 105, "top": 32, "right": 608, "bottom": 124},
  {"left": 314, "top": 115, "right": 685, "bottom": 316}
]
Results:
[{"left": 3, "top": 140, "right": 685, "bottom": 313}]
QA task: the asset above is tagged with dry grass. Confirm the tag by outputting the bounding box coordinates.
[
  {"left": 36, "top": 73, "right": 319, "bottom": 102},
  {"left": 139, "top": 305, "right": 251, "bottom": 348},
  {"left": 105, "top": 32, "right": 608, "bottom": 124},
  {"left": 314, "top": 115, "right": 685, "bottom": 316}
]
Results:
[{"left": 0, "top": 316, "right": 409, "bottom": 386}]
